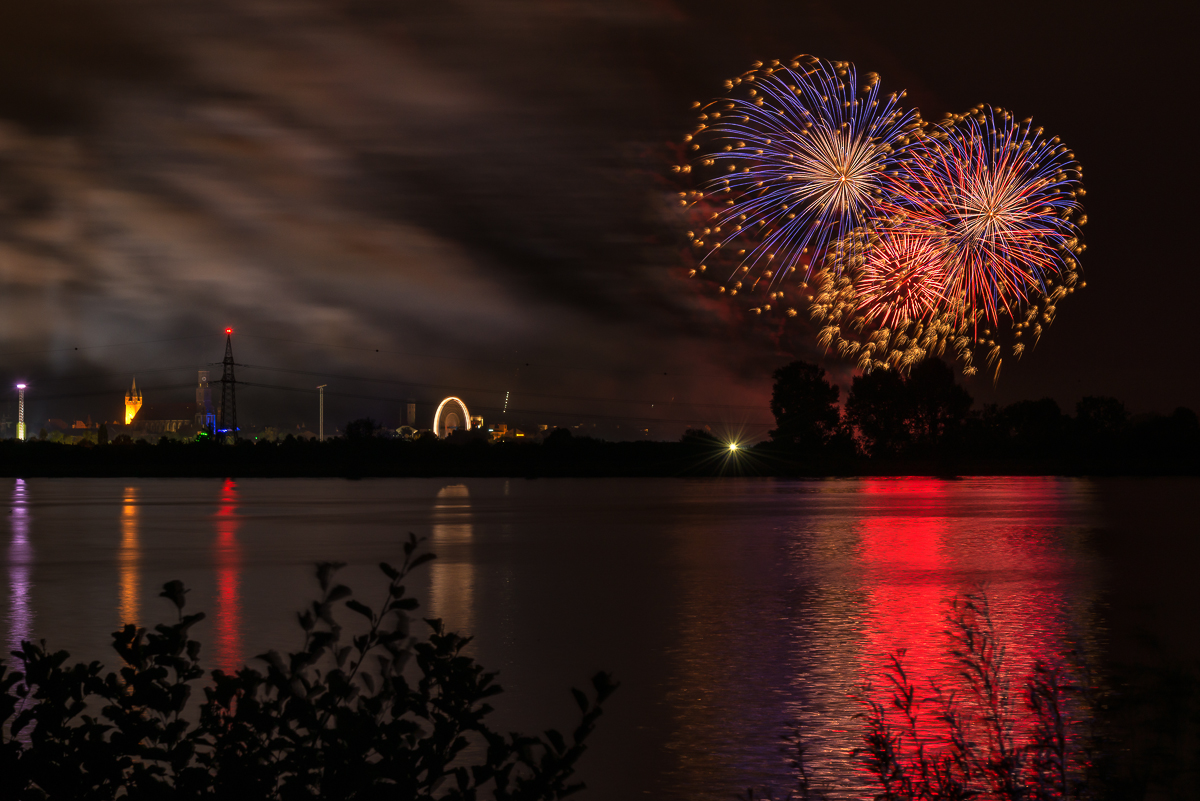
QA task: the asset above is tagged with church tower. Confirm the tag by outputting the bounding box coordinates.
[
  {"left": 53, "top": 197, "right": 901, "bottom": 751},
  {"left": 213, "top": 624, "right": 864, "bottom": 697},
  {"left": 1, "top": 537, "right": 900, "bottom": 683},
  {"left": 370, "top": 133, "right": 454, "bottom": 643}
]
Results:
[
  {"left": 196, "top": 370, "right": 215, "bottom": 433},
  {"left": 124, "top": 378, "right": 142, "bottom": 425}
]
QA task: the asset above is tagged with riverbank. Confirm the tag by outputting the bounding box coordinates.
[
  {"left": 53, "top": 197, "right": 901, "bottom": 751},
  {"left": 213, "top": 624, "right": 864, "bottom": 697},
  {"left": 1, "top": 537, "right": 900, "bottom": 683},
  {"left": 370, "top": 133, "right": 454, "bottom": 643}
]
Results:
[{"left": 0, "top": 437, "right": 1195, "bottom": 477}]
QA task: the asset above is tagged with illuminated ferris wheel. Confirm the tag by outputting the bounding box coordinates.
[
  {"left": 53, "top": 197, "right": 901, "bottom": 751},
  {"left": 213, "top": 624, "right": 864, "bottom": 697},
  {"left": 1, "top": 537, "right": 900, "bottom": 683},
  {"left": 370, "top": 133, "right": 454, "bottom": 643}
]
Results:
[{"left": 433, "top": 396, "right": 471, "bottom": 438}]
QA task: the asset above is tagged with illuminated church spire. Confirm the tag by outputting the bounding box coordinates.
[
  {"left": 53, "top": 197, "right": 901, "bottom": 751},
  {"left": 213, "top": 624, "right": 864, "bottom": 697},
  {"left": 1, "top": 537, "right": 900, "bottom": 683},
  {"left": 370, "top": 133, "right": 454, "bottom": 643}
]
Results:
[{"left": 124, "top": 377, "right": 142, "bottom": 425}]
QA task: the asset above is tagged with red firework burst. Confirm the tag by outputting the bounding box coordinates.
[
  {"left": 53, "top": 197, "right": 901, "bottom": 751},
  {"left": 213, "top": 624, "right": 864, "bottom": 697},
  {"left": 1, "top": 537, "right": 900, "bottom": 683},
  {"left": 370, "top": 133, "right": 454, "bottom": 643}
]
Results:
[{"left": 856, "top": 229, "right": 951, "bottom": 329}]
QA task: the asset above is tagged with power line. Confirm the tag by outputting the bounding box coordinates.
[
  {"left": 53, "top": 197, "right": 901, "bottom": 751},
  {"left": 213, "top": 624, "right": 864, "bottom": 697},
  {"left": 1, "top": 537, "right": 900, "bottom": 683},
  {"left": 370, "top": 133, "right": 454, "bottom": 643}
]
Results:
[
  {"left": 3, "top": 383, "right": 195, "bottom": 403},
  {"left": 475, "top": 405, "right": 774, "bottom": 428},
  {"left": 0, "top": 327, "right": 762, "bottom": 392},
  {"left": 0, "top": 335, "right": 218, "bottom": 359},
  {"left": 4, "top": 372, "right": 767, "bottom": 426},
  {"left": 237, "top": 363, "right": 764, "bottom": 411},
  {"left": 1, "top": 329, "right": 747, "bottom": 387},
  {"left": 234, "top": 333, "right": 732, "bottom": 378},
  {"left": 2, "top": 377, "right": 769, "bottom": 428},
  {"left": 13, "top": 365, "right": 202, "bottom": 387},
  {"left": 236, "top": 381, "right": 771, "bottom": 427},
  {"left": 0, "top": 332, "right": 771, "bottom": 427}
]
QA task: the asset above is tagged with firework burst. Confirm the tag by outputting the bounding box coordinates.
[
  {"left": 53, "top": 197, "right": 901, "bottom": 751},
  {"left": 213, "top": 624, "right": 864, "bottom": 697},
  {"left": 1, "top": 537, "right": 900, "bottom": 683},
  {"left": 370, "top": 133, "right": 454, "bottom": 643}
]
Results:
[
  {"left": 884, "top": 105, "right": 1085, "bottom": 327},
  {"left": 856, "top": 226, "right": 951, "bottom": 330},
  {"left": 677, "top": 55, "right": 920, "bottom": 293},
  {"left": 675, "top": 63, "right": 1087, "bottom": 379}
]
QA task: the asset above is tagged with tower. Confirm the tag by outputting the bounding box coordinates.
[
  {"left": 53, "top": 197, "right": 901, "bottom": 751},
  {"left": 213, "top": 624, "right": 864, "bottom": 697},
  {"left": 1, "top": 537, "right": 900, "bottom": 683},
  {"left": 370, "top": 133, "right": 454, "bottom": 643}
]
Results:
[
  {"left": 406, "top": 401, "right": 416, "bottom": 428},
  {"left": 124, "top": 377, "right": 142, "bottom": 425},
  {"left": 196, "top": 371, "right": 215, "bottom": 432},
  {"left": 16, "top": 384, "right": 26, "bottom": 441},
  {"left": 216, "top": 328, "right": 238, "bottom": 443},
  {"left": 317, "top": 385, "right": 327, "bottom": 442}
]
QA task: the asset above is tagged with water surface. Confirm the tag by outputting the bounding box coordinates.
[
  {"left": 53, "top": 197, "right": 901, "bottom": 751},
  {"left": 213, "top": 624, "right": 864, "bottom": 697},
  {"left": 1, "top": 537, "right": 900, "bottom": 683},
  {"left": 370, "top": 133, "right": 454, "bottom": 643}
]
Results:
[{"left": 1, "top": 477, "right": 1115, "bottom": 799}]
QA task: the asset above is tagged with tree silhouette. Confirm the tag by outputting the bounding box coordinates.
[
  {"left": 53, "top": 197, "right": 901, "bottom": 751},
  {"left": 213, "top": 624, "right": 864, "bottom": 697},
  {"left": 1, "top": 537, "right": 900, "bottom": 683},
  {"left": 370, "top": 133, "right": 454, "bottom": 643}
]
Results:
[
  {"left": 845, "top": 369, "right": 910, "bottom": 458},
  {"left": 998, "top": 398, "right": 1066, "bottom": 459},
  {"left": 544, "top": 427, "right": 575, "bottom": 447},
  {"left": 344, "top": 418, "right": 381, "bottom": 441},
  {"left": 681, "top": 428, "right": 720, "bottom": 445},
  {"left": 845, "top": 359, "right": 972, "bottom": 458},
  {"left": 1075, "top": 396, "right": 1129, "bottom": 438},
  {"left": 905, "top": 359, "right": 972, "bottom": 455},
  {"left": 768, "top": 361, "right": 841, "bottom": 452}
]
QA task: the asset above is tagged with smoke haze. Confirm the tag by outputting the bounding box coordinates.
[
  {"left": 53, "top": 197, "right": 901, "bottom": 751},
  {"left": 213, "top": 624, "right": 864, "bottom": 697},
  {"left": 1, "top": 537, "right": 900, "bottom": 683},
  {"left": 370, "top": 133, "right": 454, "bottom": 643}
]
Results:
[{"left": 0, "top": 1, "right": 1194, "bottom": 433}]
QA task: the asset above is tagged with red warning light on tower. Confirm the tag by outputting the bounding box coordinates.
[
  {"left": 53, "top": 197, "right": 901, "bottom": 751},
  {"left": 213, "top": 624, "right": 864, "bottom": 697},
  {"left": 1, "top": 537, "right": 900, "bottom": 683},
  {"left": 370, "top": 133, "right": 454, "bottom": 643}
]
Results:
[{"left": 225, "top": 328, "right": 233, "bottom": 334}]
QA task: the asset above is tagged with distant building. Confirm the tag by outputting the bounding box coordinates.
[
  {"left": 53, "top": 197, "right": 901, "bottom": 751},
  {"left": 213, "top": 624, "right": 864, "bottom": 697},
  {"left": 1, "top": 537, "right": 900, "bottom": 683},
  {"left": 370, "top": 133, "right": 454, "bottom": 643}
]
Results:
[
  {"left": 130, "top": 403, "right": 197, "bottom": 434},
  {"left": 124, "top": 379, "right": 142, "bottom": 425},
  {"left": 486, "top": 422, "right": 526, "bottom": 442},
  {"left": 195, "top": 371, "right": 215, "bottom": 432},
  {"left": 406, "top": 401, "right": 416, "bottom": 428}
]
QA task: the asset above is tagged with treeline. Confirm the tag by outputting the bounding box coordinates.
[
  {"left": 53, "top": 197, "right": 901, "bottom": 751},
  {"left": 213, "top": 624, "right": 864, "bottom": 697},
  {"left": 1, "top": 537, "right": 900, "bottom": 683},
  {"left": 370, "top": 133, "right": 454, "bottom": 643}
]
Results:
[
  {"left": 0, "top": 431, "right": 748, "bottom": 478},
  {"left": 764, "top": 359, "right": 1200, "bottom": 474},
  {"left": 0, "top": 359, "right": 1195, "bottom": 477}
]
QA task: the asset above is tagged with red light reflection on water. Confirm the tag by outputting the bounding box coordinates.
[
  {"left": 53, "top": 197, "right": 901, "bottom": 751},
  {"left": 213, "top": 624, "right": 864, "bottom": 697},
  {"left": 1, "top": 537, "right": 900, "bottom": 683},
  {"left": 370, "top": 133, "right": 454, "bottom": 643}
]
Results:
[
  {"left": 213, "top": 479, "right": 242, "bottom": 674},
  {"left": 857, "top": 478, "right": 1073, "bottom": 766},
  {"left": 859, "top": 478, "right": 949, "bottom": 707}
]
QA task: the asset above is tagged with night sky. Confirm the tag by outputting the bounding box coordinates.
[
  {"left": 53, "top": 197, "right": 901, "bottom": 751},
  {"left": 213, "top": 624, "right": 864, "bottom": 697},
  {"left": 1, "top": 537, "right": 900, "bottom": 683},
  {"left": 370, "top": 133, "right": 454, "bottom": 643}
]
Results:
[{"left": 0, "top": 0, "right": 1193, "bottom": 437}]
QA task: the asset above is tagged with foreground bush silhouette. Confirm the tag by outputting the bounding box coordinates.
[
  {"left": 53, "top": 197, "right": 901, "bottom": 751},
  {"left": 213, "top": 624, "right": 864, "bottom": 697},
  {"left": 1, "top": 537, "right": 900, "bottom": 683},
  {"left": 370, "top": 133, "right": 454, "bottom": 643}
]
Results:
[
  {"left": 744, "top": 593, "right": 1102, "bottom": 801},
  {"left": 851, "top": 595, "right": 1094, "bottom": 801},
  {"left": 0, "top": 534, "right": 616, "bottom": 800}
]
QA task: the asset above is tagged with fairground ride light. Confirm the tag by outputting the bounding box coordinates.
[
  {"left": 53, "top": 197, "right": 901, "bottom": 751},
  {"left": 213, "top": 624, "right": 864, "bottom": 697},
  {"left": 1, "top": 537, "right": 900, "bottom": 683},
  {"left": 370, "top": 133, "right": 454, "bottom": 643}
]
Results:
[{"left": 433, "top": 396, "right": 472, "bottom": 438}]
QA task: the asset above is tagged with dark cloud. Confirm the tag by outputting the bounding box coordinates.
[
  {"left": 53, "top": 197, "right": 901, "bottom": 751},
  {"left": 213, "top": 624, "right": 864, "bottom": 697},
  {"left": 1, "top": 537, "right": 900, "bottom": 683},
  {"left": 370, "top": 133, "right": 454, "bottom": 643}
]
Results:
[
  {"left": 0, "top": 0, "right": 1194, "bottom": 434},
  {"left": 0, "top": 0, "right": 180, "bottom": 132},
  {"left": 0, "top": 0, "right": 772, "bottom": 434}
]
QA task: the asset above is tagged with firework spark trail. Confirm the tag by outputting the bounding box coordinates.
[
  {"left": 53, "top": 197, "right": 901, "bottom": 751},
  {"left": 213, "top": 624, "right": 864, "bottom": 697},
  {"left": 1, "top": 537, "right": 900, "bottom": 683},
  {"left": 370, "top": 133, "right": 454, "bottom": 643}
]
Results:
[
  {"left": 882, "top": 106, "right": 1085, "bottom": 327},
  {"left": 680, "top": 55, "right": 919, "bottom": 291},
  {"left": 856, "top": 228, "right": 951, "bottom": 330}
]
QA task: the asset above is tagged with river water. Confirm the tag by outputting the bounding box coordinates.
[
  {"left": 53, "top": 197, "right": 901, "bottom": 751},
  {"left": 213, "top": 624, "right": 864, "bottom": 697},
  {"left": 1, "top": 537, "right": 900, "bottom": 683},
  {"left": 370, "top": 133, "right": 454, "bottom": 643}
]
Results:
[{"left": 0, "top": 477, "right": 1191, "bottom": 799}]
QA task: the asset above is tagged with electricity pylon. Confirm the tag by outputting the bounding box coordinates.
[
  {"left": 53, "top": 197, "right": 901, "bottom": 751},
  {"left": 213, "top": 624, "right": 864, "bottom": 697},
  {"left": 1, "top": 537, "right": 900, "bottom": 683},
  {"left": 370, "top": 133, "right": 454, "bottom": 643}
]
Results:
[{"left": 216, "top": 328, "right": 238, "bottom": 444}]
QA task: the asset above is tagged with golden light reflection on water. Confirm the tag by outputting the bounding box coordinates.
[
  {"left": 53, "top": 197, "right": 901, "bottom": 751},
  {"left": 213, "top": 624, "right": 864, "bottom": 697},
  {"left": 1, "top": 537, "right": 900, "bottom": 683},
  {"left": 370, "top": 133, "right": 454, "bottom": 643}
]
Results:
[
  {"left": 118, "top": 487, "right": 140, "bottom": 626},
  {"left": 428, "top": 484, "right": 474, "bottom": 637}
]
